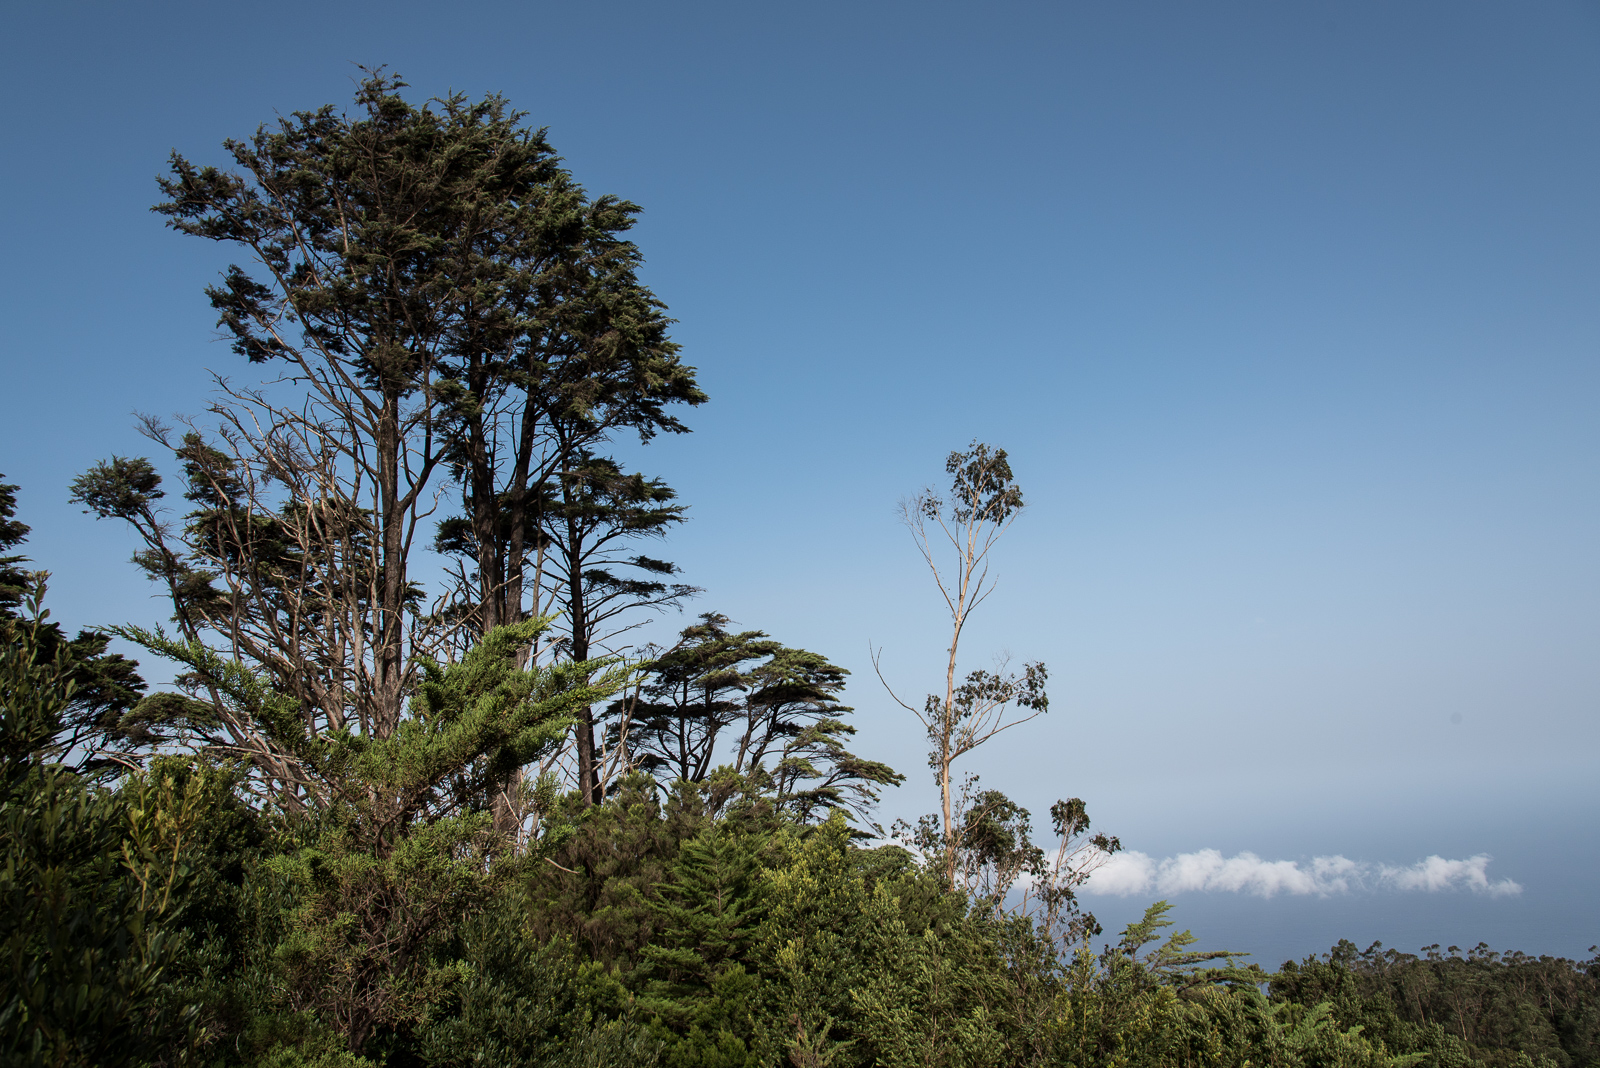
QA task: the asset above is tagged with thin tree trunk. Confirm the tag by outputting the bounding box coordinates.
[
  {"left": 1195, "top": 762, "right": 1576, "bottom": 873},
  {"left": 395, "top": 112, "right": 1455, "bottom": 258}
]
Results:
[
  {"left": 375, "top": 390, "right": 407, "bottom": 737},
  {"left": 565, "top": 504, "right": 599, "bottom": 805}
]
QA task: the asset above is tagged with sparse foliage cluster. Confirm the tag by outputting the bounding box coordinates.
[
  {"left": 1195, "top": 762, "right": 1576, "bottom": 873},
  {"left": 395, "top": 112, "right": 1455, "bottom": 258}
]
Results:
[{"left": 878, "top": 441, "right": 1120, "bottom": 925}]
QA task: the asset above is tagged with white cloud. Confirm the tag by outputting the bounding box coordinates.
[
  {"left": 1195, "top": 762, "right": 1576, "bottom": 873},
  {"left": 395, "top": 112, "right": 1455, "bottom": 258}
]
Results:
[
  {"left": 1377, "top": 855, "right": 1522, "bottom": 897},
  {"left": 1084, "top": 849, "right": 1521, "bottom": 899}
]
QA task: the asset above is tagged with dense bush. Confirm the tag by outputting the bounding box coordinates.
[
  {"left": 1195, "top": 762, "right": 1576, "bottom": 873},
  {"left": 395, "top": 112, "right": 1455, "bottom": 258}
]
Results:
[
  {"left": 7, "top": 712, "right": 1598, "bottom": 1066},
  {"left": 0, "top": 556, "right": 1593, "bottom": 1067}
]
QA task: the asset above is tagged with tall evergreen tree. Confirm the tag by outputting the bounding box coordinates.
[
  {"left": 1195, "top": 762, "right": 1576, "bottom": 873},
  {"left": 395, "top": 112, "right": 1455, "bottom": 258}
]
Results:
[
  {"left": 77, "top": 71, "right": 700, "bottom": 803},
  {"left": 432, "top": 188, "right": 704, "bottom": 646}
]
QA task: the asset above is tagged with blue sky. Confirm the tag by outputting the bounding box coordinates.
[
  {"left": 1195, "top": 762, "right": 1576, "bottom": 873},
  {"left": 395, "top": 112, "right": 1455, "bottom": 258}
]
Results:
[{"left": 2, "top": 1, "right": 1596, "bottom": 966}]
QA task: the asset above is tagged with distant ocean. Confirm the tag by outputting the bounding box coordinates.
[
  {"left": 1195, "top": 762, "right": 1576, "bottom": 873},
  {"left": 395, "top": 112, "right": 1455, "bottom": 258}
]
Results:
[{"left": 1080, "top": 798, "right": 1600, "bottom": 970}]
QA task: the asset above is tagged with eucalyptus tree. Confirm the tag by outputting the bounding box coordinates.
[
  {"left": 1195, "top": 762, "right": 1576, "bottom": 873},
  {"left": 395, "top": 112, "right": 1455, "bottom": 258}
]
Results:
[
  {"left": 876, "top": 443, "right": 1047, "bottom": 886},
  {"left": 873, "top": 442, "right": 1124, "bottom": 906}
]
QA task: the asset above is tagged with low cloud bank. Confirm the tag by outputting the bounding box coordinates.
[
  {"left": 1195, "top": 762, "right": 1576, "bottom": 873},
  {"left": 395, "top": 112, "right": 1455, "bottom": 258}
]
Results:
[{"left": 1084, "top": 849, "right": 1521, "bottom": 899}]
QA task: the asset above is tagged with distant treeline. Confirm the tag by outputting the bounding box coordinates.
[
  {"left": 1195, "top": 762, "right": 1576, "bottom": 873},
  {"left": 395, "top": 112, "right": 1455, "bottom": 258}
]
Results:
[{"left": 1273, "top": 940, "right": 1600, "bottom": 1068}]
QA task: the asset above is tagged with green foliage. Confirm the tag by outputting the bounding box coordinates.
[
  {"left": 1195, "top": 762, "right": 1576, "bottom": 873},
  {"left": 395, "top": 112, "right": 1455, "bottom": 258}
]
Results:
[
  {"left": 0, "top": 607, "right": 638, "bottom": 1061},
  {"left": 637, "top": 823, "right": 771, "bottom": 1065},
  {"left": 626, "top": 614, "right": 902, "bottom": 825},
  {"left": 245, "top": 620, "right": 628, "bottom": 1053},
  {"left": 1051, "top": 904, "right": 1410, "bottom": 1068},
  {"left": 527, "top": 789, "right": 1059, "bottom": 1068},
  {"left": 416, "top": 900, "right": 659, "bottom": 1068},
  {"left": 0, "top": 582, "right": 74, "bottom": 783},
  {"left": 524, "top": 773, "right": 706, "bottom": 968},
  {"left": 0, "top": 768, "right": 202, "bottom": 1067},
  {"left": 1273, "top": 941, "right": 1599, "bottom": 1068},
  {"left": 929, "top": 442, "right": 1025, "bottom": 528},
  {"left": 755, "top": 813, "right": 1065, "bottom": 1068},
  {"left": 7, "top": 621, "right": 1595, "bottom": 1068},
  {"left": 465, "top": 449, "right": 700, "bottom": 805},
  {"left": 1, "top": 479, "right": 147, "bottom": 775},
  {"left": 0, "top": 597, "right": 208, "bottom": 1066},
  {"left": 0, "top": 477, "right": 31, "bottom": 614}
]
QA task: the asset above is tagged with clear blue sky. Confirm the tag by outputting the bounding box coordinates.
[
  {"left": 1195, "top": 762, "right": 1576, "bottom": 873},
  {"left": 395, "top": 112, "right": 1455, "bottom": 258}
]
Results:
[{"left": 3, "top": 1, "right": 1596, "bottom": 966}]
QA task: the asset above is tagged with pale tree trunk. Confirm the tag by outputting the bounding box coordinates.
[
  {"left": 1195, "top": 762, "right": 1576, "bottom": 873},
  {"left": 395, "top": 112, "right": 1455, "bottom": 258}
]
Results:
[{"left": 878, "top": 444, "right": 1034, "bottom": 893}]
